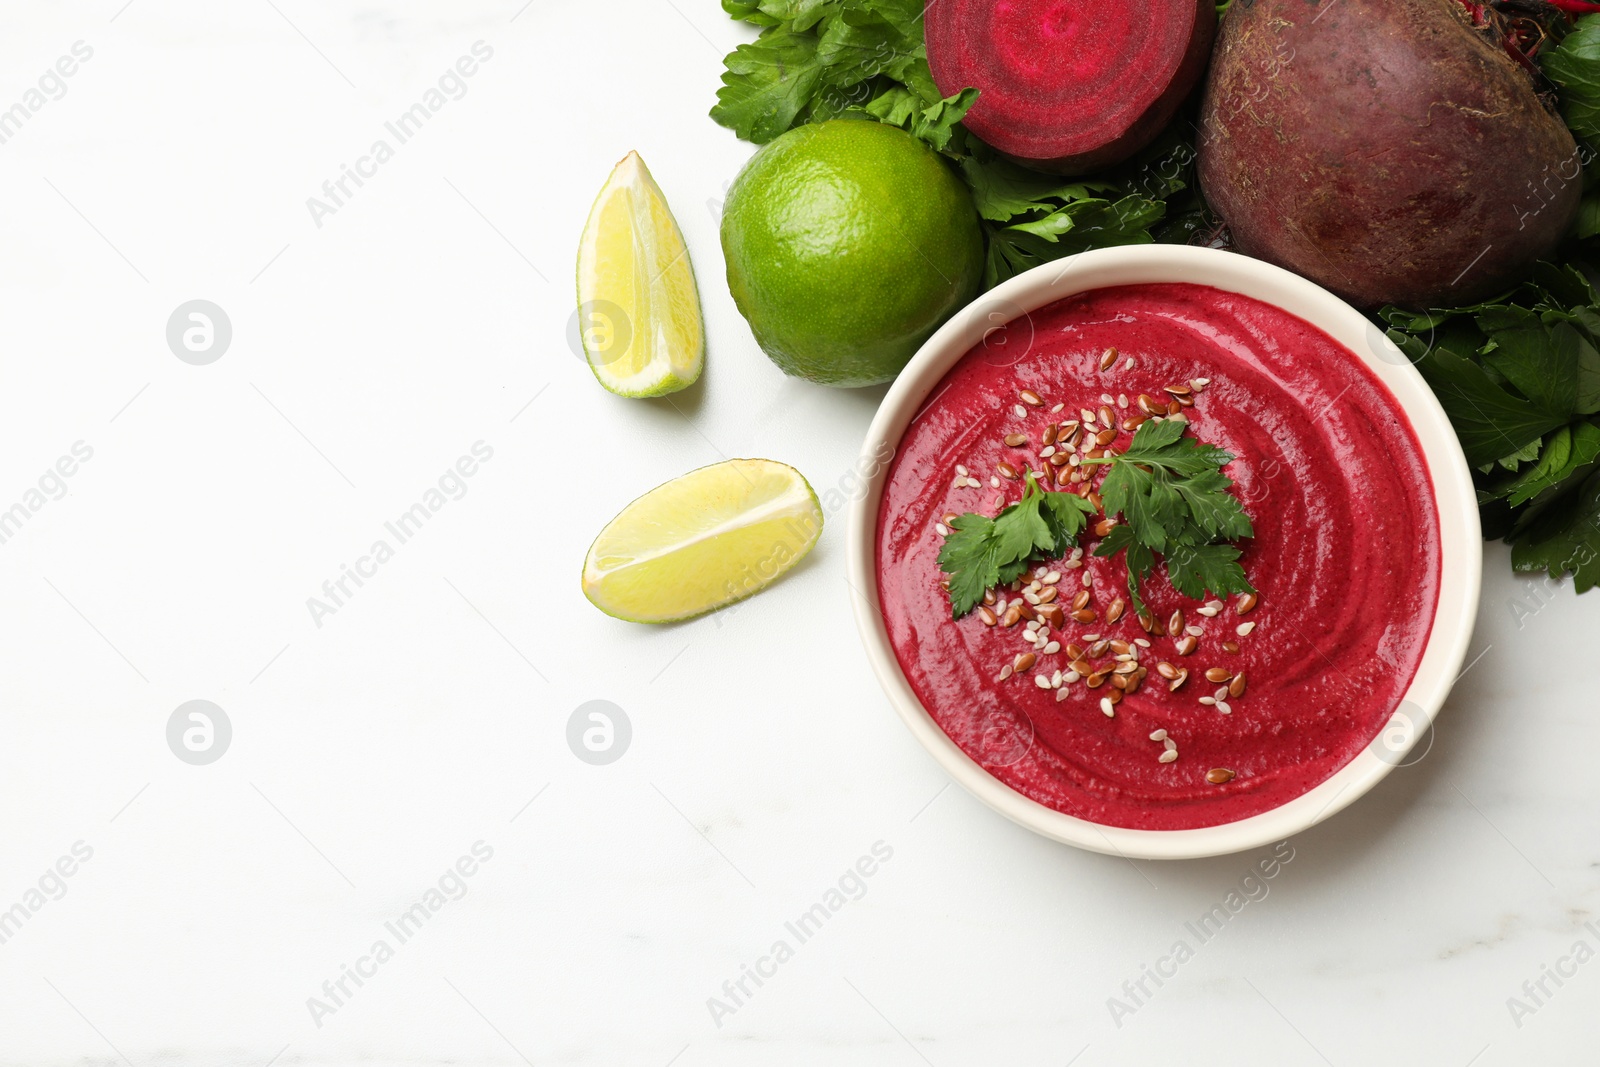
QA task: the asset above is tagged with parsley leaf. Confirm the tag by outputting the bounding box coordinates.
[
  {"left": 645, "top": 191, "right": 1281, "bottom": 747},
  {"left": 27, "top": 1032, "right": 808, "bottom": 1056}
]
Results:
[
  {"left": 1380, "top": 261, "right": 1600, "bottom": 591},
  {"left": 1510, "top": 470, "right": 1600, "bottom": 592},
  {"left": 1085, "top": 418, "right": 1255, "bottom": 608},
  {"left": 935, "top": 475, "right": 1095, "bottom": 618}
]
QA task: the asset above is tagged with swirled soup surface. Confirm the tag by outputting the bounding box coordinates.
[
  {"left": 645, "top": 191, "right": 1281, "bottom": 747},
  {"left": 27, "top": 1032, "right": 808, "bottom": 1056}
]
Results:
[{"left": 875, "top": 283, "right": 1440, "bottom": 830}]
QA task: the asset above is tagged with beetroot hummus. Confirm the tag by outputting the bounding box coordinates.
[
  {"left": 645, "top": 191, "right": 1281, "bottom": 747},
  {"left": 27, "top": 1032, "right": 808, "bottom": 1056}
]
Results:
[{"left": 875, "top": 283, "right": 1440, "bottom": 830}]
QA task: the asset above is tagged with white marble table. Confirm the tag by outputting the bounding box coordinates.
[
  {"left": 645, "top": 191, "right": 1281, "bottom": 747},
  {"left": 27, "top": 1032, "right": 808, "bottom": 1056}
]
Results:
[{"left": 0, "top": 2, "right": 1595, "bottom": 1064}]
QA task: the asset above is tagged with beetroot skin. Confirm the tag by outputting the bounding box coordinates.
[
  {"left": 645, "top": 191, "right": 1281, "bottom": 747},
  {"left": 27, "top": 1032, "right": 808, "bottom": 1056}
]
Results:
[
  {"left": 926, "top": 0, "right": 1216, "bottom": 175},
  {"left": 1198, "top": 0, "right": 1581, "bottom": 310}
]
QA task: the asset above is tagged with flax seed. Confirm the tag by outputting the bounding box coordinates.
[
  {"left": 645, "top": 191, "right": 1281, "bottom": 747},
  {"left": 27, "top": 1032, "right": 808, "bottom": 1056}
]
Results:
[
  {"left": 1174, "top": 635, "right": 1197, "bottom": 656},
  {"left": 1222, "top": 641, "right": 1240, "bottom": 654},
  {"left": 1099, "top": 348, "right": 1118, "bottom": 371},
  {"left": 1004, "top": 433, "right": 1027, "bottom": 447},
  {"left": 1098, "top": 404, "right": 1115, "bottom": 427},
  {"left": 1229, "top": 673, "right": 1247, "bottom": 698},
  {"left": 1105, "top": 597, "right": 1126, "bottom": 624},
  {"left": 1014, "top": 652, "right": 1036, "bottom": 673},
  {"left": 1020, "top": 389, "right": 1044, "bottom": 407},
  {"left": 1206, "top": 768, "right": 1235, "bottom": 784},
  {"left": 1095, "top": 428, "right": 1117, "bottom": 446},
  {"left": 1071, "top": 608, "right": 1097, "bottom": 624},
  {"left": 1169, "top": 668, "right": 1189, "bottom": 691},
  {"left": 1237, "top": 593, "right": 1259, "bottom": 615},
  {"left": 1155, "top": 661, "right": 1179, "bottom": 680},
  {"left": 1167, "top": 609, "right": 1183, "bottom": 635},
  {"left": 1042, "top": 423, "right": 1059, "bottom": 447},
  {"left": 1205, "top": 667, "right": 1232, "bottom": 683}
]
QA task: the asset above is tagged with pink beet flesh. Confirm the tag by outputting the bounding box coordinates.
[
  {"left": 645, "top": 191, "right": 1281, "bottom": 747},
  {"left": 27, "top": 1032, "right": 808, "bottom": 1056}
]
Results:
[{"left": 926, "top": 0, "right": 1216, "bottom": 175}]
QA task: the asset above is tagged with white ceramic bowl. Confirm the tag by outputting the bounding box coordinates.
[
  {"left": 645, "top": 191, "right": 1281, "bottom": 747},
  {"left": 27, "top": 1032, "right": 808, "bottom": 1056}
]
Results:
[{"left": 847, "top": 245, "right": 1481, "bottom": 860}]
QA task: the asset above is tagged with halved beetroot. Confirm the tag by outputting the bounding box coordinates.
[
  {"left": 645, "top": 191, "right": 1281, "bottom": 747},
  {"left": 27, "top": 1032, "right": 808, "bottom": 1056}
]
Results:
[{"left": 926, "top": 0, "right": 1217, "bottom": 175}]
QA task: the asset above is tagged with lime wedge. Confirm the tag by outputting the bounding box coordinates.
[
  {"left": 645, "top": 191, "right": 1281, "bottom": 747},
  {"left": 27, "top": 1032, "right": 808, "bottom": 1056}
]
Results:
[
  {"left": 583, "top": 459, "right": 823, "bottom": 623},
  {"left": 576, "top": 151, "right": 704, "bottom": 397}
]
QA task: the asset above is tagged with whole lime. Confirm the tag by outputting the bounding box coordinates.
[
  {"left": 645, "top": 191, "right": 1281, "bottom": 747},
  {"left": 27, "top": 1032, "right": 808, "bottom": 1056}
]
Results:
[{"left": 721, "top": 120, "right": 985, "bottom": 388}]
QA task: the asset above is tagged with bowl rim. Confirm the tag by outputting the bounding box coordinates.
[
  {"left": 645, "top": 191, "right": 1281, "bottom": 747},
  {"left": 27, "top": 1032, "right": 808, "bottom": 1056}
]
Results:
[{"left": 846, "top": 244, "right": 1482, "bottom": 860}]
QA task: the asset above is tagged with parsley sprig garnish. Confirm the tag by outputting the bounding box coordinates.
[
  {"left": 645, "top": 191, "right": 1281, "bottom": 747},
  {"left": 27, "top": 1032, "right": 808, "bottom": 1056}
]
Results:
[
  {"left": 937, "top": 418, "right": 1255, "bottom": 619},
  {"left": 1082, "top": 417, "right": 1255, "bottom": 615},
  {"left": 937, "top": 474, "right": 1096, "bottom": 617}
]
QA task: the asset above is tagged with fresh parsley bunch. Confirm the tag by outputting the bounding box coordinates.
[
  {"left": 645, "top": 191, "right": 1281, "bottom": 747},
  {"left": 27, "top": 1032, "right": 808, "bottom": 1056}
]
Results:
[
  {"left": 1384, "top": 263, "right": 1600, "bottom": 590},
  {"left": 710, "top": 0, "right": 1207, "bottom": 287}
]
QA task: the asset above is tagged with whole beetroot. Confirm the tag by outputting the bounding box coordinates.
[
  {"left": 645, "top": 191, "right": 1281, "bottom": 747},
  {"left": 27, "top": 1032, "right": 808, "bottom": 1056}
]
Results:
[{"left": 1197, "top": 0, "right": 1581, "bottom": 309}]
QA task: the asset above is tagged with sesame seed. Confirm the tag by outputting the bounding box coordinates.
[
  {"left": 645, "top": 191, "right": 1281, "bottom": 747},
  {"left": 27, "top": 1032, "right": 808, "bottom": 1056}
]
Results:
[
  {"left": 1043, "top": 641, "right": 1061, "bottom": 655},
  {"left": 1040, "top": 445, "right": 1056, "bottom": 458},
  {"left": 1064, "top": 670, "right": 1080, "bottom": 684},
  {"left": 1149, "top": 728, "right": 1167, "bottom": 741},
  {"left": 1100, "top": 697, "right": 1116, "bottom": 717},
  {"left": 990, "top": 475, "right": 1001, "bottom": 488},
  {"left": 966, "top": 477, "right": 982, "bottom": 489},
  {"left": 1217, "top": 701, "right": 1233, "bottom": 714},
  {"left": 956, "top": 465, "right": 969, "bottom": 476},
  {"left": 1124, "top": 356, "right": 1136, "bottom": 371},
  {"left": 1199, "top": 696, "right": 1216, "bottom": 706},
  {"left": 1051, "top": 402, "right": 1065, "bottom": 413},
  {"left": 935, "top": 523, "right": 948, "bottom": 536},
  {"left": 1056, "top": 687, "right": 1070, "bottom": 701},
  {"left": 1237, "top": 622, "right": 1257, "bottom": 637},
  {"left": 1163, "top": 738, "right": 1177, "bottom": 751},
  {"left": 998, "top": 665, "right": 1013, "bottom": 681},
  {"left": 1118, "top": 394, "right": 1129, "bottom": 408},
  {"left": 1186, "top": 625, "right": 1204, "bottom": 637},
  {"left": 1044, "top": 571, "right": 1061, "bottom": 584},
  {"left": 1035, "top": 675, "right": 1052, "bottom": 689},
  {"left": 1159, "top": 749, "right": 1178, "bottom": 763}
]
